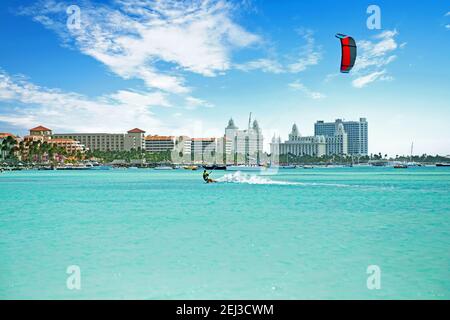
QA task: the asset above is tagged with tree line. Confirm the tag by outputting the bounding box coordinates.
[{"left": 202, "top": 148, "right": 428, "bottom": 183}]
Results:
[{"left": 2, "top": 136, "right": 448, "bottom": 165}]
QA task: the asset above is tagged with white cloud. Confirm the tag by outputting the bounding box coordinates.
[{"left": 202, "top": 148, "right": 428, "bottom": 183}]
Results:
[
  {"left": 21, "top": 0, "right": 260, "bottom": 94},
  {"left": 352, "top": 70, "right": 387, "bottom": 88},
  {"left": 287, "top": 30, "right": 322, "bottom": 73},
  {"left": 353, "top": 30, "right": 398, "bottom": 72},
  {"left": 108, "top": 89, "right": 171, "bottom": 108},
  {"left": 185, "top": 96, "right": 214, "bottom": 110},
  {"left": 235, "top": 29, "right": 321, "bottom": 74},
  {"left": 234, "top": 58, "right": 284, "bottom": 73},
  {"left": 350, "top": 29, "right": 400, "bottom": 88},
  {"left": 0, "top": 70, "right": 166, "bottom": 132},
  {"left": 288, "top": 80, "right": 325, "bottom": 100},
  {"left": 324, "top": 73, "right": 339, "bottom": 83}
]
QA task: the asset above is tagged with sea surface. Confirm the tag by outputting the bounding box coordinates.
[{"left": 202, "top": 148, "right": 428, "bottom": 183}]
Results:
[{"left": 0, "top": 167, "right": 449, "bottom": 299}]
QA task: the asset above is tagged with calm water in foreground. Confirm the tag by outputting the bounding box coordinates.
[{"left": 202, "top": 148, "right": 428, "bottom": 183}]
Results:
[{"left": 0, "top": 167, "right": 449, "bottom": 299}]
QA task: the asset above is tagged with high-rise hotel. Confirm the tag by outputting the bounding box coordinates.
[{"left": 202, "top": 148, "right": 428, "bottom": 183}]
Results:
[
  {"left": 315, "top": 118, "right": 368, "bottom": 155},
  {"left": 271, "top": 118, "right": 368, "bottom": 158}
]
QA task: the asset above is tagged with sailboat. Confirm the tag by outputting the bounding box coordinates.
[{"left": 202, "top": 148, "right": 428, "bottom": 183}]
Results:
[
  {"left": 394, "top": 142, "right": 421, "bottom": 168},
  {"left": 406, "top": 142, "right": 421, "bottom": 167}
]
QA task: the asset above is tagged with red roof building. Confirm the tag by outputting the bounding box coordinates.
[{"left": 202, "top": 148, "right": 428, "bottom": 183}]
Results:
[
  {"left": 0, "top": 132, "right": 15, "bottom": 139},
  {"left": 127, "top": 128, "right": 146, "bottom": 133},
  {"left": 29, "top": 125, "right": 52, "bottom": 136},
  {"left": 30, "top": 125, "right": 52, "bottom": 132}
]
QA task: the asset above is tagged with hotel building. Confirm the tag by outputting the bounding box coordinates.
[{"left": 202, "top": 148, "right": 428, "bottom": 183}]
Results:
[
  {"left": 224, "top": 116, "right": 264, "bottom": 165},
  {"left": 191, "top": 138, "right": 217, "bottom": 163},
  {"left": 145, "top": 135, "right": 192, "bottom": 156},
  {"left": 26, "top": 126, "right": 85, "bottom": 154},
  {"left": 315, "top": 118, "right": 368, "bottom": 155},
  {"left": 325, "top": 122, "right": 348, "bottom": 156},
  {"left": 270, "top": 124, "right": 326, "bottom": 157},
  {"left": 53, "top": 128, "right": 146, "bottom": 152},
  {"left": 145, "top": 135, "right": 176, "bottom": 153}
]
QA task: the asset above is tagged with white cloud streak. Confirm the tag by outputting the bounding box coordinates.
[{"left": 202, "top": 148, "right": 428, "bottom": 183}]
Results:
[
  {"left": 287, "top": 30, "right": 321, "bottom": 73},
  {"left": 234, "top": 58, "right": 284, "bottom": 73},
  {"left": 288, "top": 80, "right": 325, "bottom": 100},
  {"left": 351, "top": 29, "right": 401, "bottom": 88},
  {"left": 185, "top": 96, "right": 214, "bottom": 110},
  {"left": 352, "top": 70, "right": 386, "bottom": 88},
  {"left": 235, "top": 29, "right": 321, "bottom": 74}
]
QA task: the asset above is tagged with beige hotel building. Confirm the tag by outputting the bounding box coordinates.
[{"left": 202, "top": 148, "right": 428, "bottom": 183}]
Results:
[{"left": 53, "top": 128, "right": 146, "bottom": 152}]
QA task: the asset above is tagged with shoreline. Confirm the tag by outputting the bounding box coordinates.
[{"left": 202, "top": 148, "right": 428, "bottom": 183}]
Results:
[{"left": 1, "top": 162, "right": 449, "bottom": 172}]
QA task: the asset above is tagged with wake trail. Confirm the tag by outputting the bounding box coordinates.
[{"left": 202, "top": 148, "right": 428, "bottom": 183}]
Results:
[{"left": 216, "top": 171, "right": 351, "bottom": 187}]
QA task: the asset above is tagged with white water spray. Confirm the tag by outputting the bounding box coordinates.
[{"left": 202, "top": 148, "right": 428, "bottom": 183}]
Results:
[
  {"left": 216, "top": 171, "right": 298, "bottom": 185},
  {"left": 216, "top": 171, "right": 352, "bottom": 187}
]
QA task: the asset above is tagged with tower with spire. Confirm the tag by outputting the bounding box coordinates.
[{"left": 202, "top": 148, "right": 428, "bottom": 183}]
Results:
[
  {"left": 224, "top": 114, "right": 264, "bottom": 165},
  {"left": 288, "top": 123, "right": 300, "bottom": 141},
  {"left": 226, "top": 118, "right": 238, "bottom": 130}
]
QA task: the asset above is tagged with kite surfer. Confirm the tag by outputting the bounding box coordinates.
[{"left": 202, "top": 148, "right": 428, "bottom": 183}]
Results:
[{"left": 203, "top": 169, "right": 216, "bottom": 184}]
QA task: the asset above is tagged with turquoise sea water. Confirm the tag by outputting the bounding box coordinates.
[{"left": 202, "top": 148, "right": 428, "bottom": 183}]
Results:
[{"left": 0, "top": 167, "right": 449, "bottom": 299}]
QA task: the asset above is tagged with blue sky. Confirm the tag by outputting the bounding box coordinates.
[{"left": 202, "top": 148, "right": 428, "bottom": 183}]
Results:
[{"left": 0, "top": 0, "right": 449, "bottom": 155}]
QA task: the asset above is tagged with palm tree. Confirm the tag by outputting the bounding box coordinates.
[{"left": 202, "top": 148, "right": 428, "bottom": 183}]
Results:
[
  {"left": 1, "top": 136, "right": 18, "bottom": 160},
  {"left": 1, "top": 144, "right": 7, "bottom": 160}
]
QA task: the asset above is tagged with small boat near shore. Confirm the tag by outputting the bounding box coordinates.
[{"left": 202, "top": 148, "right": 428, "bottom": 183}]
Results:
[
  {"left": 274, "top": 165, "right": 296, "bottom": 169},
  {"left": 56, "top": 164, "right": 91, "bottom": 170},
  {"left": 154, "top": 166, "right": 173, "bottom": 170},
  {"left": 91, "top": 165, "right": 111, "bottom": 170},
  {"left": 203, "top": 164, "right": 227, "bottom": 170},
  {"left": 436, "top": 163, "right": 450, "bottom": 167},
  {"left": 226, "top": 165, "right": 264, "bottom": 171},
  {"left": 183, "top": 165, "right": 198, "bottom": 170}
]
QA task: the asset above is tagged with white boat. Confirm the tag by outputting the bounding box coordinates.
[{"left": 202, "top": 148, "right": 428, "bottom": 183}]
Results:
[
  {"left": 226, "top": 165, "right": 263, "bottom": 171},
  {"left": 268, "top": 165, "right": 296, "bottom": 169},
  {"left": 407, "top": 162, "right": 422, "bottom": 167},
  {"left": 154, "top": 166, "right": 173, "bottom": 170},
  {"left": 405, "top": 142, "right": 422, "bottom": 167},
  {"left": 91, "top": 165, "right": 111, "bottom": 170},
  {"left": 280, "top": 165, "right": 296, "bottom": 169}
]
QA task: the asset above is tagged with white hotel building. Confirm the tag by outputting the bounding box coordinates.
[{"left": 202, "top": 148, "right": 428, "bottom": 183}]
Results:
[
  {"left": 224, "top": 117, "right": 264, "bottom": 165},
  {"left": 271, "top": 123, "right": 349, "bottom": 157},
  {"left": 271, "top": 124, "right": 327, "bottom": 157}
]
